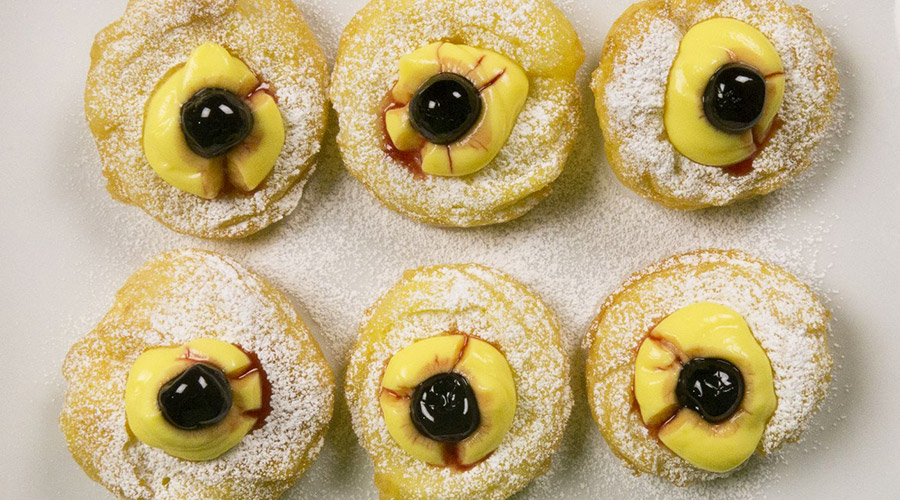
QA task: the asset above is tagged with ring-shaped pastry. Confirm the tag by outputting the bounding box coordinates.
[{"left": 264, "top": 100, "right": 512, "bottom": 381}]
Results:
[
  {"left": 345, "top": 264, "right": 572, "bottom": 499},
  {"left": 664, "top": 18, "right": 784, "bottom": 167},
  {"left": 584, "top": 249, "right": 832, "bottom": 485},
  {"left": 60, "top": 249, "right": 334, "bottom": 499},
  {"left": 85, "top": 0, "right": 329, "bottom": 238},
  {"left": 591, "top": 0, "right": 840, "bottom": 209},
  {"left": 331, "top": 0, "right": 584, "bottom": 227}
]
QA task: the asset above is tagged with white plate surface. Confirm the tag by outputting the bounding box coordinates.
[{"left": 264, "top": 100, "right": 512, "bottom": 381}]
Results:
[{"left": 1, "top": 0, "right": 899, "bottom": 499}]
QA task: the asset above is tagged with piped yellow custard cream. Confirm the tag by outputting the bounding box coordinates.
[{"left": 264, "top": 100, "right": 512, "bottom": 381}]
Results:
[
  {"left": 383, "top": 42, "right": 529, "bottom": 177},
  {"left": 664, "top": 18, "right": 784, "bottom": 168},
  {"left": 378, "top": 334, "right": 516, "bottom": 468},
  {"left": 125, "top": 338, "right": 268, "bottom": 461},
  {"left": 143, "top": 43, "right": 285, "bottom": 198},
  {"left": 633, "top": 302, "right": 776, "bottom": 473}
]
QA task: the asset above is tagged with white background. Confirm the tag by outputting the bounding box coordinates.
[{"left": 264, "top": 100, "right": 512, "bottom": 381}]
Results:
[{"left": 2, "top": 0, "right": 899, "bottom": 498}]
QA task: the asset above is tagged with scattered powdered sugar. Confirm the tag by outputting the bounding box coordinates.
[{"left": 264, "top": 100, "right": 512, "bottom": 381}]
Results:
[
  {"left": 329, "top": 0, "right": 583, "bottom": 226},
  {"left": 61, "top": 249, "right": 333, "bottom": 499},
  {"left": 596, "top": 0, "right": 840, "bottom": 207},
  {"left": 85, "top": 0, "right": 328, "bottom": 238},
  {"left": 56, "top": 0, "right": 850, "bottom": 499},
  {"left": 345, "top": 264, "right": 571, "bottom": 499},
  {"left": 585, "top": 249, "right": 831, "bottom": 486}
]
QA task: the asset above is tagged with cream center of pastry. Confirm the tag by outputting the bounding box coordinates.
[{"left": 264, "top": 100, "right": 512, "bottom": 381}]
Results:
[
  {"left": 378, "top": 334, "right": 517, "bottom": 468},
  {"left": 383, "top": 42, "right": 529, "bottom": 177},
  {"left": 125, "top": 338, "right": 268, "bottom": 461},
  {"left": 664, "top": 18, "right": 784, "bottom": 168},
  {"left": 633, "top": 302, "right": 776, "bottom": 472},
  {"left": 143, "top": 43, "right": 285, "bottom": 198}
]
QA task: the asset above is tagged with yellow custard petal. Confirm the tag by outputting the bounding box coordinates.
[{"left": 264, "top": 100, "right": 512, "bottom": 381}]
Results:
[
  {"left": 230, "top": 372, "right": 263, "bottom": 411},
  {"left": 380, "top": 335, "right": 466, "bottom": 395},
  {"left": 633, "top": 338, "right": 679, "bottom": 428},
  {"left": 664, "top": 18, "right": 784, "bottom": 167},
  {"left": 390, "top": 43, "right": 476, "bottom": 103},
  {"left": 453, "top": 338, "right": 517, "bottom": 466},
  {"left": 226, "top": 91, "right": 286, "bottom": 191},
  {"left": 180, "top": 43, "right": 258, "bottom": 99},
  {"left": 143, "top": 70, "right": 226, "bottom": 199},
  {"left": 385, "top": 42, "right": 529, "bottom": 177},
  {"left": 378, "top": 335, "right": 517, "bottom": 467},
  {"left": 384, "top": 107, "right": 425, "bottom": 151},
  {"left": 143, "top": 43, "right": 284, "bottom": 197},
  {"left": 633, "top": 302, "right": 776, "bottom": 472},
  {"left": 124, "top": 338, "right": 264, "bottom": 461},
  {"left": 659, "top": 405, "right": 768, "bottom": 473},
  {"left": 184, "top": 337, "right": 253, "bottom": 375}
]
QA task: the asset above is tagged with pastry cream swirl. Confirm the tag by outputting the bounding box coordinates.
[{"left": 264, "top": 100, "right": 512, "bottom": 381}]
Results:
[{"left": 634, "top": 302, "right": 776, "bottom": 472}]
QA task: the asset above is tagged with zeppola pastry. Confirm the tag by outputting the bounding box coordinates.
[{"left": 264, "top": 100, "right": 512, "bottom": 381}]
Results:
[
  {"left": 584, "top": 249, "right": 832, "bottom": 485},
  {"left": 345, "top": 264, "right": 572, "bottom": 499},
  {"left": 85, "top": 0, "right": 329, "bottom": 238},
  {"left": 331, "top": 0, "right": 584, "bottom": 227},
  {"left": 592, "top": 0, "right": 840, "bottom": 209},
  {"left": 60, "top": 249, "right": 334, "bottom": 499}
]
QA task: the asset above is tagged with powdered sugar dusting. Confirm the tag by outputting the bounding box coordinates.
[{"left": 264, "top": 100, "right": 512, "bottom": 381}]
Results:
[
  {"left": 595, "top": 0, "right": 840, "bottom": 207},
  {"left": 344, "top": 264, "right": 571, "bottom": 499},
  {"left": 57, "top": 0, "right": 850, "bottom": 498},
  {"left": 585, "top": 249, "right": 831, "bottom": 486},
  {"left": 85, "top": 0, "right": 328, "bottom": 238},
  {"left": 61, "top": 249, "right": 333, "bottom": 499},
  {"left": 329, "top": 0, "right": 583, "bottom": 226}
]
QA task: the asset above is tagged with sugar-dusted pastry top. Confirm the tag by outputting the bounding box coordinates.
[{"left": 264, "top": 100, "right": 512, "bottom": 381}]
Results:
[
  {"left": 60, "top": 249, "right": 334, "bottom": 500},
  {"left": 346, "top": 264, "right": 572, "bottom": 499},
  {"left": 331, "top": 0, "right": 584, "bottom": 227},
  {"left": 592, "top": 0, "right": 840, "bottom": 209},
  {"left": 85, "top": 0, "right": 328, "bottom": 238},
  {"left": 585, "top": 249, "right": 832, "bottom": 485}
]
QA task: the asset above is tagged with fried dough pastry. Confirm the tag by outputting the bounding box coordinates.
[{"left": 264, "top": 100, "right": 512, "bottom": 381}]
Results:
[
  {"left": 584, "top": 249, "right": 832, "bottom": 485},
  {"left": 60, "top": 249, "right": 334, "bottom": 499},
  {"left": 331, "top": 0, "right": 584, "bottom": 227},
  {"left": 85, "top": 0, "right": 328, "bottom": 238},
  {"left": 345, "top": 264, "right": 572, "bottom": 499},
  {"left": 592, "top": 0, "right": 840, "bottom": 209}
]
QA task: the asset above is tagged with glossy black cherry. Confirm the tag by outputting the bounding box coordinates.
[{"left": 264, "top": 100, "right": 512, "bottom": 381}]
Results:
[
  {"left": 410, "top": 372, "right": 480, "bottom": 442},
  {"left": 158, "top": 364, "right": 232, "bottom": 430},
  {"left": 703, "top": 63, "right": 767, "bottom": 133},
  {"left": 181, "top": 88, "right": 254, "bottom": 158},
  {"left": 676, "top": 357, "right": 744, "bottom": 423},
  {"left": 409, "top": 73, "right": 482, "bottom": 145}
]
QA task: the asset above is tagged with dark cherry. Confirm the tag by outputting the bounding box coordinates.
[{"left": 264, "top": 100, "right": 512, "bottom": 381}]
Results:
[
  {"left": 181, "top": 88, "right": 254, "bottom": 158},
  {"left": 409, "top": 73, "right": 482, "bottom": 145},
  {"left": 158, "top": 364, "right": 232, "bottom": 430},
  {"left": 410, "top": 372, "right": 480, "bottom": 442},
  {"left": 676, "top": 357, "right": 744, "bottom": 423},
  {"left": 702, "top": 63, "right": 767, "bottom": 133}
]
